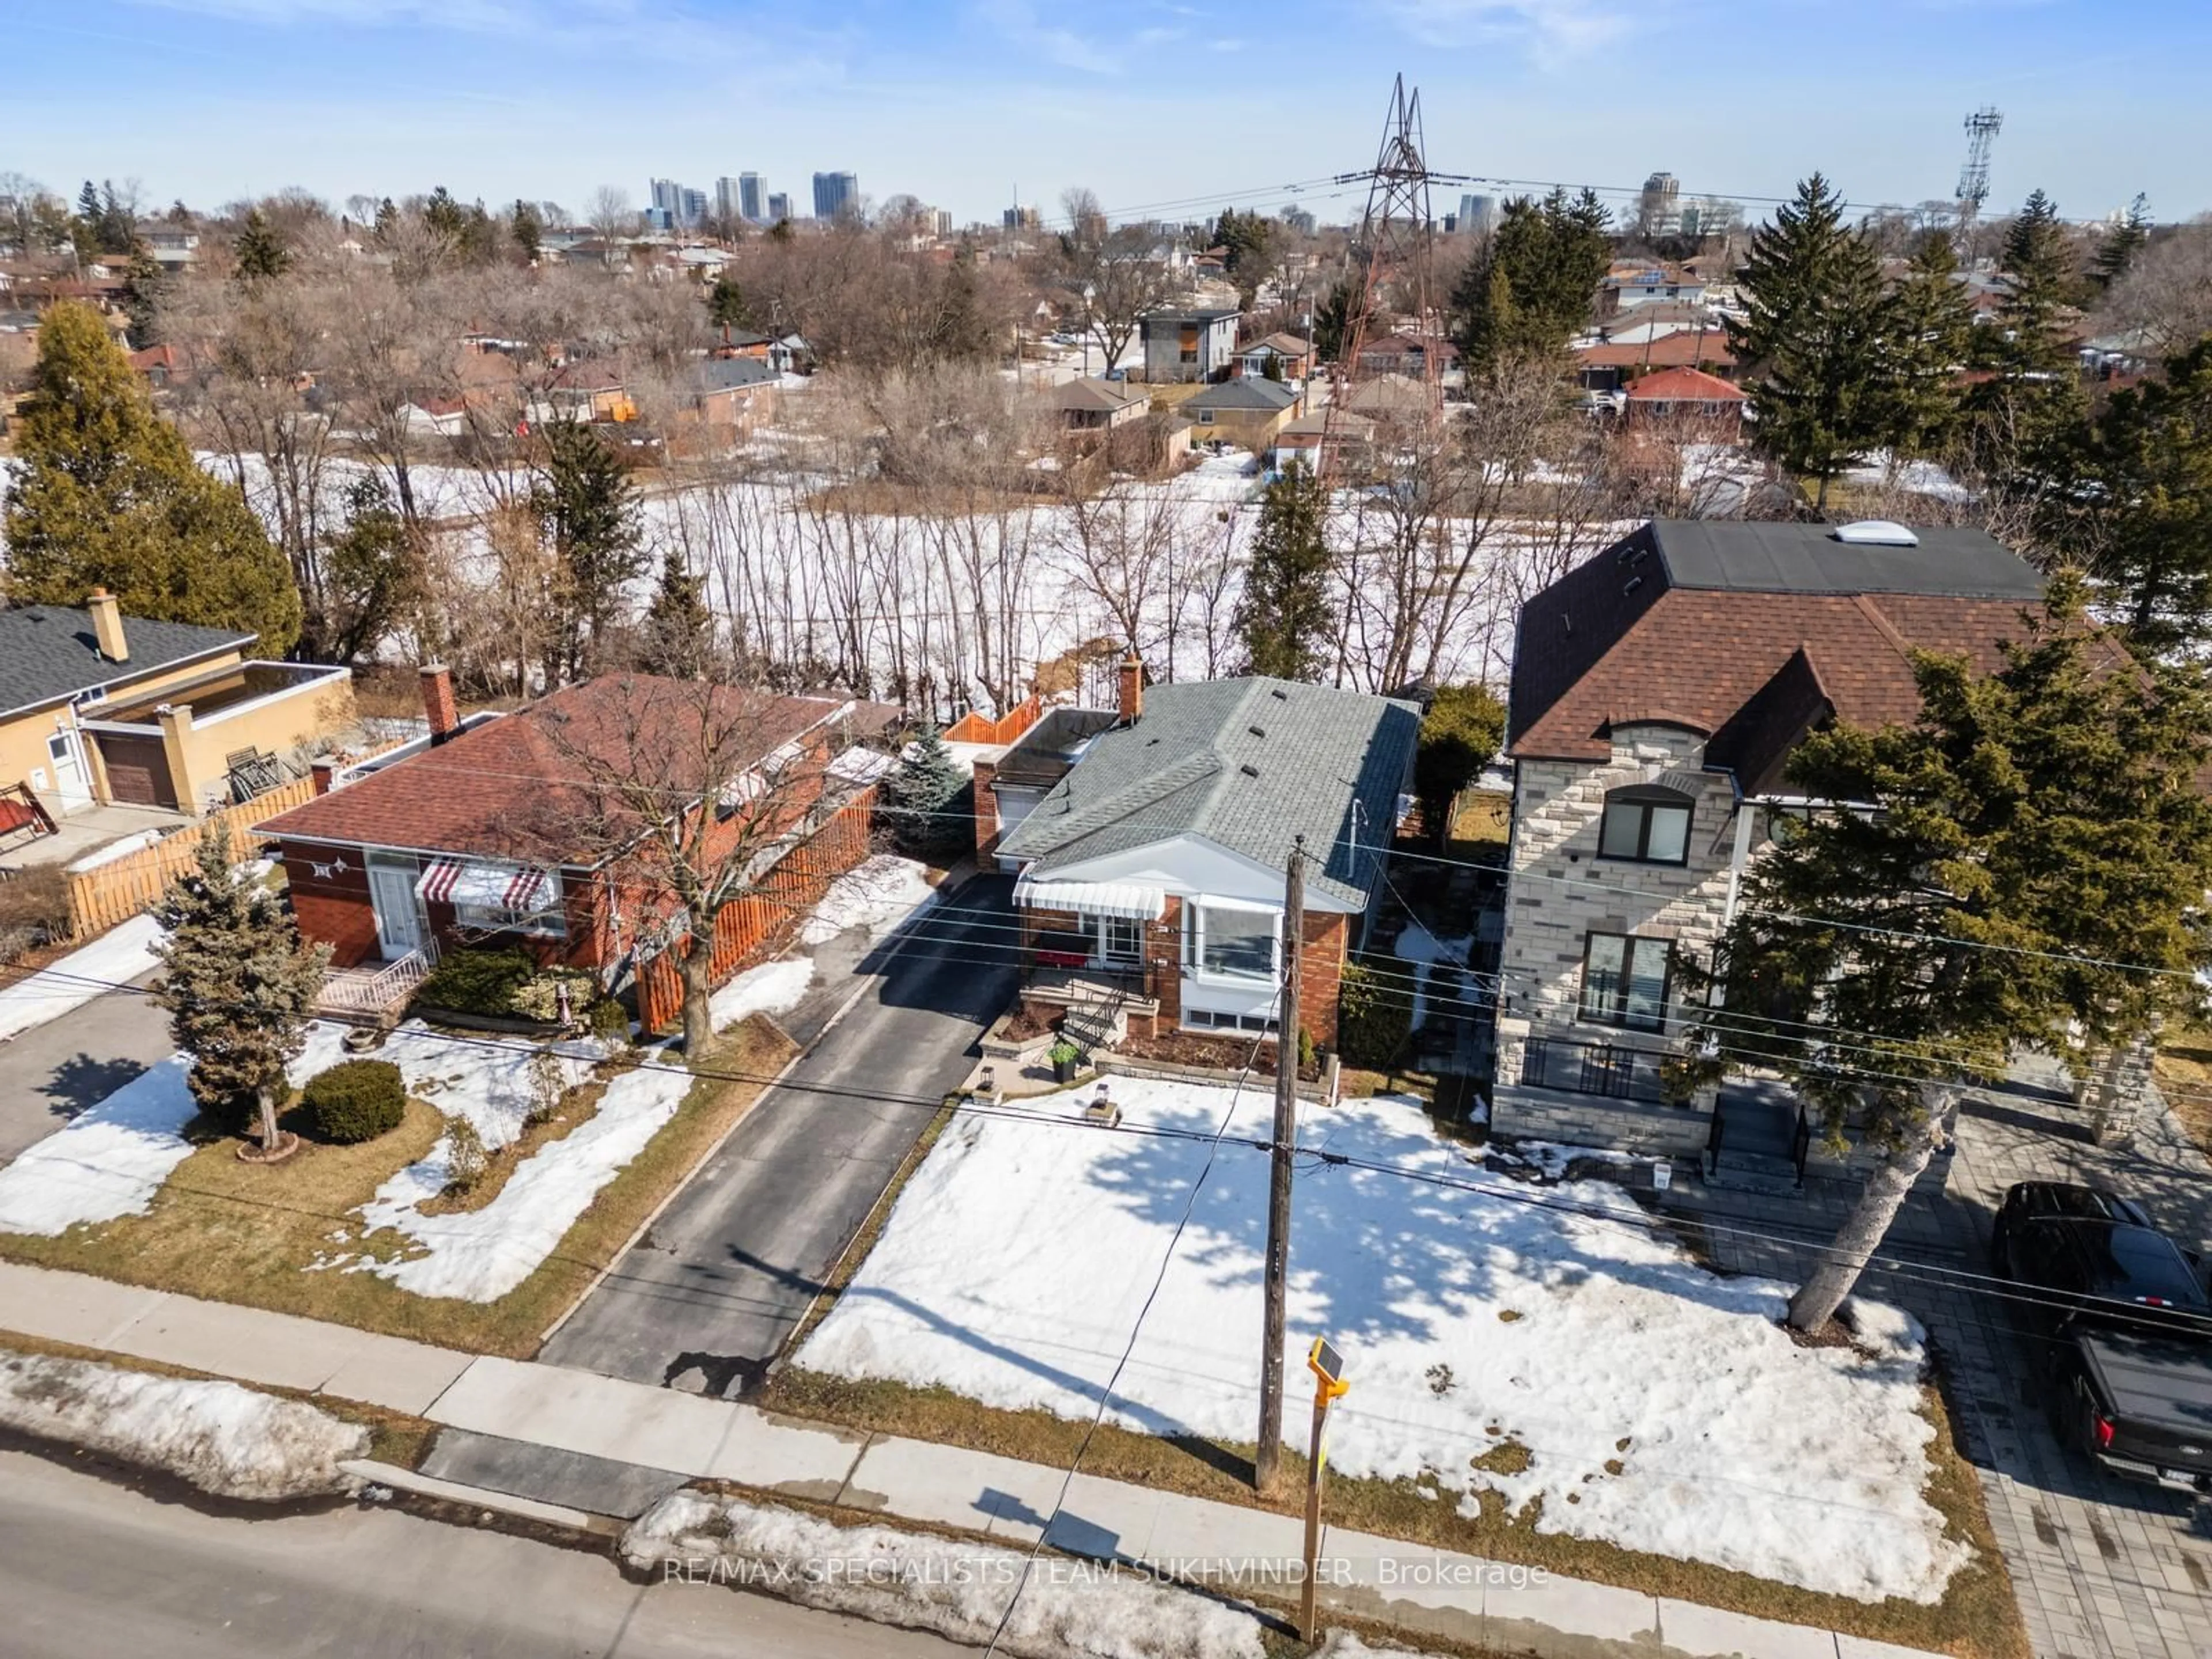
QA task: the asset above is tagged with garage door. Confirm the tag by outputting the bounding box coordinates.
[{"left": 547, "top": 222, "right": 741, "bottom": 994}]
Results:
[{"left": 95, "top": 736, "right": 178, "bottom": 809}]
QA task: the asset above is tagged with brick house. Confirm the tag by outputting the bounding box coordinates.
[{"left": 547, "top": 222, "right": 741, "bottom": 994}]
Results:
[
  {"left": 1490, "top": 518, "right": 2047, "bottom": 1154},
  {"left": 256, "top": 667, "right": 873, "bottom": 986},
  {"left": 984, "top": 656, "right": 1419, "bottom": 1051}
]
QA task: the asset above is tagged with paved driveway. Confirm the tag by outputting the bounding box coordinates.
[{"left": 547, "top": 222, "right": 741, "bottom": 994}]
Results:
[
  {"left": 1665, "top": 1091, "right": 2212, "bottom": 1659},
  {"left": 540, "top": 874, "right": 1017, "bottom": 1396},
  {"left": 0, "top": 978, "right": 173, "bottom": 1164}
]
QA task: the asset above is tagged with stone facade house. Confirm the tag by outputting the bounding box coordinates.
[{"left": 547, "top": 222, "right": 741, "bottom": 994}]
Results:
[
  {"left": 987, "top": 658, "right": 1419, "bottom": 1052},
  {"left": 1491, "top": 518, "right": 2046, "bottom": 1155}
]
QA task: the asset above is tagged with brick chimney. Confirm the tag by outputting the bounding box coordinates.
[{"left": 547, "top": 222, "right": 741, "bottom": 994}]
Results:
[
  {"left": 87, "top": 588, "right": 128, "bottom": 662},
  {"left": 419, "top": 663, "right": 460, "bottom": 745},
  {"left": 972, "top": 757, "right": 1000, "bottom": 857},
  {"left": 1117, "top": 649, "right": 1143, "bottom": 725}
]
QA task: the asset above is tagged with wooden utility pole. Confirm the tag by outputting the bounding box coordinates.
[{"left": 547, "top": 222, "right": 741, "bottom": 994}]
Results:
[{"left": 1255, "top": 835, "right": 1305, "bottom": 1492}]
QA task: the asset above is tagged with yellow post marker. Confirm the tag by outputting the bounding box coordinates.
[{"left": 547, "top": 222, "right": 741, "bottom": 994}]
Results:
[{"left": 1301, "top": 1338, "right": 1349, "bottom": 1642}]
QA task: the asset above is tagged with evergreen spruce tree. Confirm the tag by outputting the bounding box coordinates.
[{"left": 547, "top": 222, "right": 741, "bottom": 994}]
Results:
[
  {"left": 638, "top": 548, "right": 718, "bottom": 677},
  {"left": 884, "top": 725, "right": 969, "bottom": 858},
  {"left": 2051, "top": 334, "right": 2212, "bottom": 656},
  {"left": 1987, "top": 190, "right": 2082, "bottom": 377},
  {"left": 2093, "top": 194, "right": 2151, "bottom": 293},
  {"left": 512, "top": 199, "right": 544, "bottom": 263},
  {"left": 1412, "top": 684, "right": 1507, "bottom": 847},
  {"left": 156, "top": 825, "right": 330, "bottom": 1154},
  {"left": 1874, "top": 231, "right": 1975, "bottom": 463},
  {"left": 95, "top": 181, "right": 135, "bottom": 255},
  {"left": 120, "top": 244, "right": 166, "bottom": 349},
  {"left": 1311, "top": 279, "right": 1353, "bottom": 363},
  {"left": 1971, "top": 188, "right": 2089, "bottom": 500},
  {"left": 74, "top": 180, "right": 101, "bottom": 228},
  {"left": 706, "top": 272, "right": 752, "bottom": 331},
  {"left": 319, "top": 474, "right": 419, "bottom": 664},
  {"left": 1679, "top": 578, "right": 2212, "bottom": 1331},
  {"left": 1232, "top": 461, "right": 1335, "bottom": 681},
  {"left": 3, "top": 301, "right": 302, "bottom": 654},
  {"left": 1728, "top": 175, "right": 1894, "bottom": 506},
  {"left": 232, "top": 207, "right": 291, "bottom": 282},
  {"left": 1449, "top": 188, "right": 1611, "bottom": 368},
  {"left": 422, "top": 185, "right": 466, "bottom": 248},
  {"left": 533, "top": 421, "right": 646, "bottom": 681}
]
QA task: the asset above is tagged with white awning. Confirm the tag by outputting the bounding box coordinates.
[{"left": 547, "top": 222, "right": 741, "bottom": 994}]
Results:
[
  {"left": 1012, "top": 876, "right": 1166, "bottom": 921},
  {"left": 417, "top": 858, "right": 549, "bottom": 912}
]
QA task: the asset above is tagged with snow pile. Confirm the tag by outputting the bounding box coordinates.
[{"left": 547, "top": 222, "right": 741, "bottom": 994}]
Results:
[
  {"left": 0, "top": 1347, "right": 366, "bottom": 1499},
  {"left": 799, "top": 855, "right": 937, "bottom": 946},
  {"left": 623, "top": 1490, "right": 1266, "bottom": 1659},
  {"left": 0, "top": 1055, "right": 199, "bottom": 1236},
  {"left": 1491, "top": 1140, "right": 1640, "bottom": 1182},
  {"left": 710, "top": 959, "right": 815, "bottom": 1031},
  {"left": 797, "top": 1081, "right": 1967, "bottom": 1604},
  {"left": 342, "top": 1053, "right": 696, "bottom": 1302},
  {"left": 288, "top": 1020, "right": 604, "bottom": 1153},
  {"left": 0, "top": 914, "right": 165, "bottom": 1044}
]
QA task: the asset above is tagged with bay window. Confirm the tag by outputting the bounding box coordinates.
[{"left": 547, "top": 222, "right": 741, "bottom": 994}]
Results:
[{"left": 1185, "top": 903, "right": 1277, "bottom": 982}]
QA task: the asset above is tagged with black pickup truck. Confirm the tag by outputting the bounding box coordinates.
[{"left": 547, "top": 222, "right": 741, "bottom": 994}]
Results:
[{"left": 1991, "top": 1181, "right": 2212, "bottom": 1492}]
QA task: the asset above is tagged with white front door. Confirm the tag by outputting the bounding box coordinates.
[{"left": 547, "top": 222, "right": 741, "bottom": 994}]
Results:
[
  {"left": 46, "top": 732, "right": 91, "bottom": 812},
  {"left": 368, "top": 866, "right": 425, "bottom": 960}
]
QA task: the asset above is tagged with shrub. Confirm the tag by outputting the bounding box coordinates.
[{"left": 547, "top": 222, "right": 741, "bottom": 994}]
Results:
[
  {"left": 1047, "top": 1040, "right": 1080, "bottom": 1067},
  {"left": 0, "top": 866, "right": 71, "bottom": 964},
  {"left": 1336, "top": 959, "right": 1414, "bottom": 1070},
  {"left": 442, "top": 1118, "right": 488, "bottom": 1194},
  {"left": 586, "top": 997, "right": 632, "bottom": 1045},
  {"left": 414, "top": 948, "right": 537, "bottom": 1017},
  {"left": 301, "top": 1059, "right": 406, "bottom": 1145},
  {"left": 510, "top": 967, "right": 594, "bottom": 1023},
  {"left": 524, "top": 1045, "right": 566, "bottom": 1128}
]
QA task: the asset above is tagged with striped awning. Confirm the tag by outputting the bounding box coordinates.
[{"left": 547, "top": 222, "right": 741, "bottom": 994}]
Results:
[
  {"left": 1012, "top": 875, "right": 1166, "bottom": 921},
  {"left": 416, "top": 858, "right": 548, "bottom": 912}
]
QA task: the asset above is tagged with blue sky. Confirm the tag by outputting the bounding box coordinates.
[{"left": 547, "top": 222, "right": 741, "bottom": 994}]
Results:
[{"left": 3, "top": 0, "right": 2207, "bottom": 228}]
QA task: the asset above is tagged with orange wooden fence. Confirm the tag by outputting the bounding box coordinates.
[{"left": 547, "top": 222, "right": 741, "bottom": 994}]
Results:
[
  {"left": 944, "top": 696, "right": 1042, "bottom": 747},
  {"left": 637, "top": 791, "right": 879, "bottom": 1036},
  {"left": 63, "top": 777, "right": 321, "bottom": 940}
]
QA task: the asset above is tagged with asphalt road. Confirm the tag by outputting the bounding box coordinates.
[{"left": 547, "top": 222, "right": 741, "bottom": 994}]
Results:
[
  {"left": 0, "top": 1448, "right": 969, "bottom": 1659},
  {"left": 0, "top": 976, "right": 172, "bottom": 1164},
  {"left": 541, "top": 875, "right": 1016, "bottom": 1396}
]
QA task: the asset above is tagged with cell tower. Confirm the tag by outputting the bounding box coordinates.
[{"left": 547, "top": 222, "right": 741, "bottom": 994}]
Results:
[
  {"left": 1319, "top": 75, "right": 1443, "bottom": 475},
  {"left": 1956, "top": 107, "right": 2003, "bottom": 232}
]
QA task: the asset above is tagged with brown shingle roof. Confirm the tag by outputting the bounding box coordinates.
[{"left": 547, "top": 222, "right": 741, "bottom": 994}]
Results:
[
  {"left": 257, "top": 675, "right": 843, "bottom": 863},
  {"left": 1508, "top": 521, "right": 2043, "bottom": 768}
]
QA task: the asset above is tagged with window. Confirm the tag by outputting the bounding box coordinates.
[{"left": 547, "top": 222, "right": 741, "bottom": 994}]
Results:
[
  {"left": 1100, "top": 915, "right": 1142, "bottom": 964},
  {"left": 1186, "top": 904, "right": 1277, "bottom": 982},
  {"left": 1598, "top": 787, "right": 1694, "bottom": 865},
  {"left": 1198, "top": 409, "right": 1215, "bottom": 424},
  {"left": 1579, "top": 932, "right": 1670, "bottom": 1031},
  {"left": 457, "top": 872, "right": 568, "bottom": 938}
]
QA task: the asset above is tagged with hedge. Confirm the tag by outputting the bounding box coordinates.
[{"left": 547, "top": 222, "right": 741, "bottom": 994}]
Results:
[
  {"left": 301, "top": 1059, "right": 407, "bottom": 1145},
  {"left": 1336, "top": 959, "right": 1415, "bottom": 1070},
  {"left": 414, "top": 948, "right": 538, "bottom": 1017}
]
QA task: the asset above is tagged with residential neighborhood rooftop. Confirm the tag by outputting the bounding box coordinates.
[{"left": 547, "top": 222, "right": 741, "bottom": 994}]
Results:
[
  {"left": 1508, "top": 519, "right": 2046, "bottom": 767},
  {"left": 0, "top": 603, "right": 255, "bottom": 718},
  {"left": 996, "top": 676, "right": 1419, "bottom": 910},
  {"left": 1184, "top": 378, "right": 1298, "bottom": 411}
]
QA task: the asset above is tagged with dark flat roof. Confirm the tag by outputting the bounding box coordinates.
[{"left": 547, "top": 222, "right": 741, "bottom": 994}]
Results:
[{"left": 1651, "top": 520, "right": 2043, "bottom": 600}]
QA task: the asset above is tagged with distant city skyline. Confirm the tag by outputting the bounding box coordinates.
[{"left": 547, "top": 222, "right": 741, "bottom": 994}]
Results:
[{"left": 4, "top": 0, "right": 2207, "bottom": 226}]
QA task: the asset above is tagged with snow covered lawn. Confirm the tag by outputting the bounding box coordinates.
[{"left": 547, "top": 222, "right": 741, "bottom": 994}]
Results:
[
  {"left": 287, "top": 1019, "right": 605, "bottom": 1153},
  {"left": 796, "top": 1081, "right": 1967, "bottom": 1605},
  {"left": 0, "top": 913, "right": 165, "bottom": 1044},
  {"left": 710, "top": 959, "right": 815, "bottom": 1031},
  {"left": 0, "top": 1346, "right": 367, "bottom": 1499},
  {"left": 0, "top": 1054, "right": 198, "bottom": 1236},
  {"left": 336, "top": 1053, "right": 697, "bottom": 1301}
]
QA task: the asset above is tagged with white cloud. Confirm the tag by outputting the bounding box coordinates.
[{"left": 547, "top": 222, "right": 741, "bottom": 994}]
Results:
[
  {"left": 968, "top": 0, "right": 1122, "bottom": 74},
  {"left": 1373, "top": 0, "right": 1634, "bottom": 58}
]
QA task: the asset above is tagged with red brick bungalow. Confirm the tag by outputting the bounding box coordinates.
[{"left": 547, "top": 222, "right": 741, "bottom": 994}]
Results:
[{"left": 256, "top": 667, "right": 879, "bottom": 984}]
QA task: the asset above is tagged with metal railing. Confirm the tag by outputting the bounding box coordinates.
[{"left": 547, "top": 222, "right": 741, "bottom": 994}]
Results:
[
  {"left": 316, "top": 943, "right": 437, "bottom": 1018},
  {"left": 1521, "top": 1037, "right": 1669, "bottom": 1104},
  {"left": 1790, "top": 1101, "right": 1812, "bottom": 1188}
]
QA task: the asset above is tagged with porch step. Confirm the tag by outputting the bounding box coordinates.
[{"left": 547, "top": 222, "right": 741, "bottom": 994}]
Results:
[
  {"left": 1701, "top": 1149, "right": 1805, "bottom": 1195},
  {"left": 1062, "top": 1003, "right": 1127, "bottom": 1056}
]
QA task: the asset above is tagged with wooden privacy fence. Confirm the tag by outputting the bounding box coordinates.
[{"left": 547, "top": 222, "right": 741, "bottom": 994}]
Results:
[
  {"left": 63, "top": 776, "right": 321, "bottom": 940},
  {"left": 944, "top": 696, "right": 1042, "bottom": 747},
  {"left": 637, "top": 791, "right": 878, "bottom": 1036}
]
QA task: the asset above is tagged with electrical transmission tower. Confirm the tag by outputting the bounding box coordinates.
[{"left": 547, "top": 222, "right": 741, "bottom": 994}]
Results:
[
  {"left": 1955, "top": 107, "right": 2003, "bottom": 234},
  {"left": 1318, "top": 75, "right": 1444, "bottom": 475}
]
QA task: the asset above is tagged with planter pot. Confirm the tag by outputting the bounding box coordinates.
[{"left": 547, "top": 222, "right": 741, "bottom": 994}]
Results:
[{"left": 1053, "top": 1058, "right": 1079, "bottom": 1084}]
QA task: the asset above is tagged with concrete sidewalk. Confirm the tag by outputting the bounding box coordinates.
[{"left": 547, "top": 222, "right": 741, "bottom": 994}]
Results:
[{"left": 0, "top": 1260, "right": 1934, "bottom": 1659}]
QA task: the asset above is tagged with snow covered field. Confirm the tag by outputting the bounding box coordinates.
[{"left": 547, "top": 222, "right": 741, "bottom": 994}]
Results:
[
  {"left": 0, "top": 1054, "right": 199, "bottom": 1236},
  {"left": 0, "top": 914, "right": 165, "bottom": 1044},
  {"left": 797, "top": 1080, "right": 1967, "bottom": 1604},
  {"left": 287, "top": 1019, "right": 605, "bottom": 1154}
]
